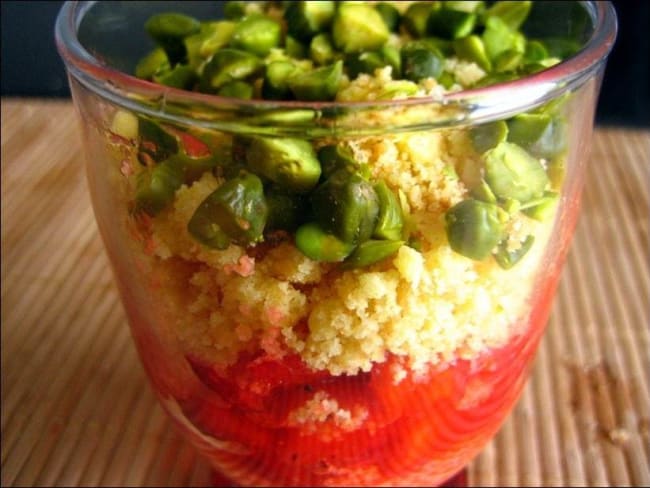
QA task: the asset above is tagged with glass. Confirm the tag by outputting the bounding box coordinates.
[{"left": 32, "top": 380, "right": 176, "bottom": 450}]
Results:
[{"left": 55, "top": 2, "right": 616, "bottom": 486}]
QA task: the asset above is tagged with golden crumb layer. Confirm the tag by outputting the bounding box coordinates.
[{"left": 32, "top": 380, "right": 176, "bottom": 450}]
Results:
[{"left": 138, "top": 72, "right": 552, "bottom": 375}]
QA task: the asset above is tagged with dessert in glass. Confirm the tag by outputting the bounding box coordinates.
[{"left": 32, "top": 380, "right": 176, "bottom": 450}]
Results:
[{"left": 55, "top": 1, "right": 617, "bottom": 486}]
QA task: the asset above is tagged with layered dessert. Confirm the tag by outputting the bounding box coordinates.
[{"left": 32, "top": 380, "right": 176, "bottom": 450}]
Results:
[{"left": 95, "top": 1, "right": 580, "bottom": 485}]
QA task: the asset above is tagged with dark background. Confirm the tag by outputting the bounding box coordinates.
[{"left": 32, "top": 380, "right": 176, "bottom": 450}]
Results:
[{"left": 2, "top": 1, "right": 648, "bottom": 127}]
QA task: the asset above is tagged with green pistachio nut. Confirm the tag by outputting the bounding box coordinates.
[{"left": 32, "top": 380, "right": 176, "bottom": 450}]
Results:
[
  {"left": 373, "top": 180, "right": 405, "bottom": 241},
  {"left": 135, "top": 48, "right": 170, "bottom": 80},
  {"left": 380, "top": 45, "right": 402, "bottom": 77},
  {"left": 188, "top": 172, "right": 268, "bottom": 249},
  {"left": 135, "top": 158, "right": 184, "bottom": 215},
  {"left": 264, "top": 186, "right": 307, "bottom": 232},
  {"left": 145, "top": 12, "right": 201, "bottom": 64},
  {"left": 262, "top": 61, "right": 302, "bottom": 100},
  {"left": 245, "top": 137, "right": 321, "bottom": 193},
  {"left": 375, "top": 2, "right": 401, "bottom": 32},
  {"left": 482, "top": 15, "right": 526, "bottom": 62},
  {"left": 443, "top": 1, "right": 485, "bottom": 14},
  {"left": 332, "top": 4, "right": 390, "bottom": 54},
  {"left": 217, "top": 80, "right": 254, "bottom": 99},
  {"left": 445, "top": 198, "right": 505, "bottom": 260},
  {"left": 470, "top": 120, "right": 509, "bottom": 154},
  {"left": 401, "top": 47, "right": 444, "bottom": 82},
  {"left": 295, "top": 222, "right": 355, "bottom": 262},
  {"left": 507, "top": 113, "right": 568, "bottom": 159},
  {"left": 346, "top": 45, "right": 401, "bottom": 79},
  {"left": 285, "top": 35, "right": 309, "bottom": 59},
  {"left": 484, "top": 141, "right": 549, "bottom": 203},
  {"left": 345, "top": 51, "right": 385, "bottom": 79},
  {"left": 484, "top": 1, "right": 532, "bottom": 31},
  {"left": 317, "top": 143, "right": 359, "bottom": 178},
  {"left": 184, "top": 21, "right": 236, "bottom": 70},
  {"left": 229, "top": 14, "right": 282, "bottom": 57},
  {"left": 223, "top": 1, "right": 247, "bottom": 20},
  {"left": 153, "top": 64, "right": 197, "bottom": 89},
  {"left": 453, "top": 35, "right": 492, "bottom": 72},
  {"left": 493, "top": 49, "right": 524, "bottom": 72},
  {"left": 523, "top": 40, "right": 550, "bottom": 63},
  {"left": 342, "top": 239, "right": 404, "bottom": 269},
  {"left": 200, "top": 48, "right": 262, "bottom": 91},
  {"left": 284, "top": 1, "right": 336, "bottom": 42},
  {"left": 427, "top": 8, "right": 477, "bottom": 40},
  {"left": 287, "top": 60, "right": 343, "bottom": 101},
  {"left": 311, "top": 169, "right": 380, "bottom": 244},
  {"left": 310, "top": 33, "right": 338, "bottom": 66},
  {"left": 405, "top": 37, "right": 453, "bottom": 57},
  {"left": 401, "top": 2, "right": 439, "bottom": 38}
]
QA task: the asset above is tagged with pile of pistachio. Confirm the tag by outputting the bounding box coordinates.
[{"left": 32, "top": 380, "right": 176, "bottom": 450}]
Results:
[
  {"left": 448, "top": 105, "right": 566, "bottom": 269},
  {"left": 135, "top": 1, "right": 570, "bottom": 98},
  {"left": 129, "top": 1, "right": 571, "bottom": 268},
  {"left": 131, "top": 118, "right": 408, "bottom": 268}
]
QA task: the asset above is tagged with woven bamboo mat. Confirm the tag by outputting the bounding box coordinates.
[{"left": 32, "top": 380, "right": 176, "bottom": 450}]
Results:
[{"left": 1, "top": 98, "right": 648, "bottom": 487}]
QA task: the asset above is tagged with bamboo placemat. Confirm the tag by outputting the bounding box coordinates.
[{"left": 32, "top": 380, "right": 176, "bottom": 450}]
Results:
[{"left": 2, "top": 98, "right": 648, "bottom": 487}]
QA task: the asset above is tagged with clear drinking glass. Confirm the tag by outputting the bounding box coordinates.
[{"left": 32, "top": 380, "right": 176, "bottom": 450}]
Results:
[{"left": 55, "top": 2, "right": 616, "bottom": 486}]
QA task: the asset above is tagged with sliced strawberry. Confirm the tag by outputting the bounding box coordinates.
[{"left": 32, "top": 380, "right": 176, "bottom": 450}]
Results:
[{"left": 187, "top": 353, "right": 329, "bottom": 412}]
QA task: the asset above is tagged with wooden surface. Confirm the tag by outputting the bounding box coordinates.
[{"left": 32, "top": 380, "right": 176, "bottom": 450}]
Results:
[{"left": 1, "top": 98, "right": 649, "bottom": 487}]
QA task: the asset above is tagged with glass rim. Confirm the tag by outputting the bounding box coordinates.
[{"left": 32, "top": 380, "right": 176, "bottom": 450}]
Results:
[{"left": 55, "top": 0, "right": 617, "bottom": 135}]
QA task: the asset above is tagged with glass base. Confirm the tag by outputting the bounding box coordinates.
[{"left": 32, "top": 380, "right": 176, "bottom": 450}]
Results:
[{"left": 210, "top": 467, "right": 468, "bottom": 487}]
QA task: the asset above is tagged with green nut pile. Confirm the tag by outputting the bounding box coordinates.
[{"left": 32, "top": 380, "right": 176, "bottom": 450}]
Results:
[
  {"left": 131, "top": 118, "right": 407, "bottom": 268},
  {"left": 445, "top": 96, "right": 566, "bottom": 267},
  {"left": 135, "top": 0, "right": 569, "bottom": 98},
  {"left": 129, "top": 1, "right": 572, "bottom": 269}
]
